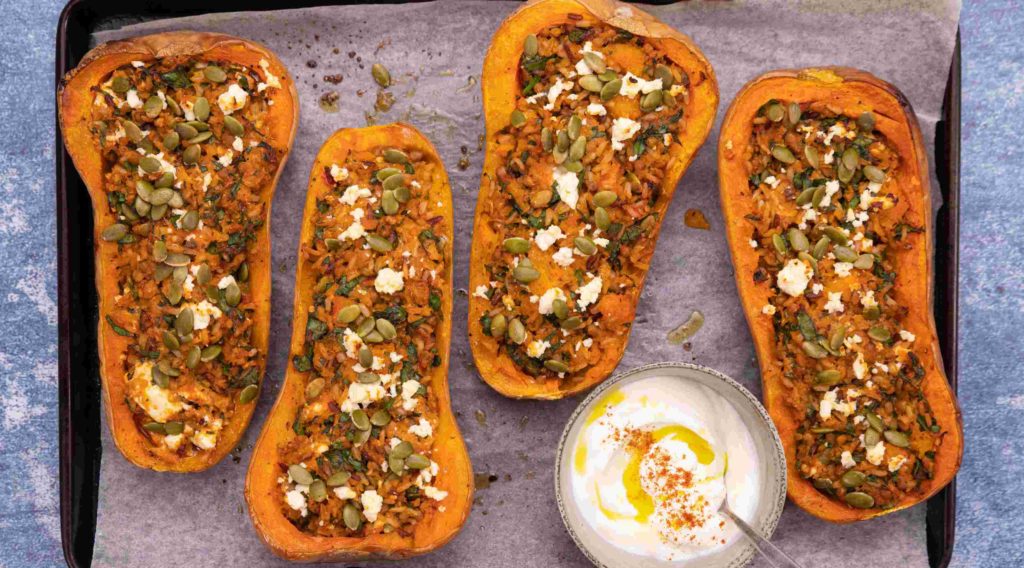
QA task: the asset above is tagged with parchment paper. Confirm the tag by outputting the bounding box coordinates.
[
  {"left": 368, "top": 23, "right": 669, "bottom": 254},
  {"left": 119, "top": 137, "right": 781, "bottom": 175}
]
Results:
[{"left": 89, "top": 1, "right": 961, "bottom": 566}]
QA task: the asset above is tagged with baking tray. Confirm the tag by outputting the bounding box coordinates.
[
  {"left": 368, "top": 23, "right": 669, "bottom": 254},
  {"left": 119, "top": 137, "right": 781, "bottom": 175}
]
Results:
[{"left": 55, "top": 2, "right": 962, "bottom": 566}]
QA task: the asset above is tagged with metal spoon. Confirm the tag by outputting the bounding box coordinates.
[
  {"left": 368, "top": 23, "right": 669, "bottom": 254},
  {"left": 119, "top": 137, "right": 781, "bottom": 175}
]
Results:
[{"left": 719, "top": 496, "right": 804, "bottom": 568}]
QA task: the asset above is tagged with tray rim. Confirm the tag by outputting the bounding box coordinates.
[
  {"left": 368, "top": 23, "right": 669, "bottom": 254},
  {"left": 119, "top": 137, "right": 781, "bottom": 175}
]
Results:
[{"left": 54, "top": 2, "right": 962, "bottom": 567}]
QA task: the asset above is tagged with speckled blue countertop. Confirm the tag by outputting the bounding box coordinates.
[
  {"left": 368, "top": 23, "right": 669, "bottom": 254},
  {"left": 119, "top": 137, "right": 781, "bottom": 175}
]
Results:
[{"left": 0, "top": 1, "right": 1019, "bottom": 566}]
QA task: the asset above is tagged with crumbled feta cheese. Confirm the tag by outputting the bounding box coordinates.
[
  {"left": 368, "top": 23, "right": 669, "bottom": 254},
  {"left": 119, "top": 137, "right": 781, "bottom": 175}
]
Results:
[
  {"left": 777, "top": 259, "right": 812, "bottom": 297},
  {"left": 342, "top": 329, "right": 364, "bottom": 359},
  {"left": 374, "top": 267, "right": 405, "bottom": 294},
  {"left": 526, "top": 340, "right": 550, "bottom": 358},
  {"left": 887, "top": 455, "right": 908, "bottom": 473},
  {"left": 811, "top": 282, "right": 824, "bottom": 294},
  {"left": 543, "top": 77, "right": 572, "bottom": 110},
  {"left": 538, "top": 288, "right": 567, "bottom": 315},
  {"left": 819, "top": 389, "right": 837, "bottom": 419},
  {"left": 330, "top": 164, "right": 350, "bottom": 183},
  {"left": 285, "top": 488, "right": 308, "bottom": 516},
  {"left": 333, "top": 487, "right": 357, "bottom": 500},
  {"left": 618, "top": 72, "right": 662, "bottom": 98},
  {"left": 217, "top": 83, "right": 249, "bottom": 115},
  {"left": 576, "top": 276, "right": 603, "bottom": 310},
  {"left": 192, "top": 430, "right": 217, "bottom": 450},
  {"left": 762, "top": 304, "right": 776, "bottom": 316},
  {"left": 401, "top": 380, "right": 422, "bottom": 411},
  {"left": 552, "top": 167, "right": 580, "bottom": 209},
  {"left": 749, "top": 239, "right": 759, "bottom": 249},
  {"left": 340, "top": 184, "right": 372, "bottom": 206},
  {"left": 866, "top": 441, "right": 886, "bottom": 466},
  {"left": 586, "top": 103, "right": 607, "bottom": 116},
  {"left": 217, "top": 275, "right": 237, "bottom": 290},
  {"left": 217, "top": 151, "right": 234, "bottom": 168},
  {"left": 860, "top": 290, "right": 877, "bottom": 308},
  {"left": 840, "top": 451, "right": 856, "bottom": 469},
  {"left": 408, "top": 417, "right": 433, "bottom": 438},
  {"left": 763, "top": 175, "right": 780, "bottom": 189},
  {"left": 232, "top": 136, "right": 244, "bottom": 152},
  {"left": 610, "top": 117, "right": 641, "bottom": 151},
  {"left": 534, "top": 224, "right": 564, "bottom": 251},
  {"left": 899, "top": 330, "right": 916, "bottom": 342},
  {"left": 833, "top": 262, "right": 854, "bottom": 278},
  {"left": 473, "top": 285, "right": 490, "bottom": 299},
  {"left": 552, "top": 246, "right": 575, "bottom": 267},
  {"left": 126, "top": 89, "right": 143, "bottom": 109},
  {"left": 423, "top": 486, "right": 448, "bottom": 501},
  {"left": 192, "top": 300, "right": 223, "bottom": 330},
  {"left": 257, "top": 58, "right": 282, "bottom": 91},
  {"left": 853, "top": 352, "right": 868, "bottom": 380},
  {"left": 820, "top": 180, "right": 841, "bottom": 208},
  {"left": 361, "top": 490, "right": 383, "bottom": 522},
  {"left": 823, "top": 292, "right": 845, "bottom": 314}
]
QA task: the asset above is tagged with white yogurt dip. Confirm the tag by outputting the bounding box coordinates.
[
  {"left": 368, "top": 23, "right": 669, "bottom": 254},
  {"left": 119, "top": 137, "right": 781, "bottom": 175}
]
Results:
[{"left": 569, "top": 375, "right": 761, "bottom": 562}]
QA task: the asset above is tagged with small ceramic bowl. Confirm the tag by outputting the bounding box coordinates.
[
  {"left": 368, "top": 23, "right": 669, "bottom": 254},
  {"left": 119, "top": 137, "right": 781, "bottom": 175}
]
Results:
[{"left": 555, "top": 362, "right": 787, "bottom": 568}]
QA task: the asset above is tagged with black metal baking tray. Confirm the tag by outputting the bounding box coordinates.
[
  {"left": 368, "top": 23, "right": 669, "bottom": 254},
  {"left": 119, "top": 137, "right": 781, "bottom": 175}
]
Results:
[{"left": 55, "top": 2, "right": 961, "bottom": 566}]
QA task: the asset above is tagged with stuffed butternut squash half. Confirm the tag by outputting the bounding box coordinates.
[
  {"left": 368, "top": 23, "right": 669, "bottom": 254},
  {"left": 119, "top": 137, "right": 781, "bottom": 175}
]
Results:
[
  {"left": 57, "top": 32, "right": 297, "bottom": 471},
  {"left": 718, "top": 68, "right": 963, "bottom": 522},
  {"left": 245, "top": 124, "right": 472, "bottom": 561},
  {"left": 469, "top": 0, "right": 718, "bottom": 399}
]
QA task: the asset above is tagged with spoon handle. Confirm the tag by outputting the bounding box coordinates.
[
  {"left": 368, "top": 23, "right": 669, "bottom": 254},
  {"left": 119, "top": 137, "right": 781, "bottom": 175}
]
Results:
[{"left": 721, "top": 507, "right": 804, "bottom": 568}]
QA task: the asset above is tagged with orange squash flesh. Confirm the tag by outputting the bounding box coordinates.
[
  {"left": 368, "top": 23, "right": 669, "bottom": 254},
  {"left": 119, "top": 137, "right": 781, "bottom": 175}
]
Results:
[
  {"left": 718, "top": 68, "right": 963, "bottom": 522},
  {"left": 57, "top": 32, "right": 298, "bottom": 472},
  {"left": 245, "top": 123, "right": 473, "bottom": 561},
  {"left": 469, "top": 0, "right": 719, "bottom": 399}
]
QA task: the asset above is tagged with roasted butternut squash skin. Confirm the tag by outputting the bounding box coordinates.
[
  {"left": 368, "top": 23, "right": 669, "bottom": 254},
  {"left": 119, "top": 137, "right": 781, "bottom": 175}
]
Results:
[
  {"left": 469, "top": 0, "right": 718, "bottom": 399},
  {"left": 58, "top": 32, "right": 298, "bottom": 472},
  {"left": 718, "top": 68, "right": 963, "bottom": 522},
  {"left": 245, "top": 123, "right": 472, "bottom": 561}
]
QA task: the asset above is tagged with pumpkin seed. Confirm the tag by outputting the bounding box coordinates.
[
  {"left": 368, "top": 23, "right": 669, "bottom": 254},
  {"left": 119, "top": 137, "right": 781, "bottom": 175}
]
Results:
[
  {"left": 172, "top": 266, "right": 188, "bottom": 285},
  {"left": 383, "top": 148, "right": 409, "bottom": 164},
  {"left": 164, "top": 421, "right": 185, "bottom": 436},
  {"left": 193, "top": 97, "right": 210, "bottom": 121},
  {"left": 640, "top": 90, "right": 663, "bottom": 112},
  {"left": 388, "top": 454, "right": 406, "bottom": 474},
  {"left": 405, "top": 453, "right": 430, "bottom": 470},
  {"left": 139, "top": 156, "right": 162, "bottom": 174},
  {"left": 223, "top": 115, "right": 244, "bottom": 136},
  {"left": 544, "top": 359, "right": 569, "bottom": 373},
  {"left": 798, "top": 251, "right": 818, "bottom": 272},
  {"left": 580, "top": 51, "right": 605, "bottom": 74},
  {"left": 357, "top": 372, "right": 379, "bottom": 384},
  {"left": 200, "top": 345, "right": 222, "bottom": 362},
  {"left": 371, "top": 63, "right": 391, "bottom": 88},
  {"left": 288, "top": 464, "right": 314, "bottom": 485},
  {"left": 224, "top": 282, "right": 242, "bottom": 306},
  {"left": 801, "top": 340, "right": 828, "bottom": 359},
  {"left": 865, "top": 428, "right": 881, "bottom": 447},
  {"left": 134, "top": 198, "right": 151, "bottom": 217},
  {"left": 390, "top": 441, "right": 414, "bottom": 459},
  {"left": 195, "top": 264, "right": 212, "bottom": 285},
  {"left": 488, "top": 314, "right": 507, "bottom": 338},
  {"left": 787, "top": 228, "right": 810, "bottom": 252},
  {"left": 765, "top": 103, "right": 785, "bottom": 122},
  {"left": 351, "top": 409, "right": 370, "bottom": 430},
  {"left": 376, "top": 318, "right": 397, "bottom": 340},
  {"left": 865, "top": 411, "right": 885, "bottom": 432},
  {"left": 365, "top": 234, "right": 394, "bottom": 253},
  {"left": 121, "top": 203, "right": 140, "bottom": 222},
  {"left": 203, "top": 65, "right": 227, "bottom": 83},
  {"left": 355, "top": 317, "right": 376, "bottom": 337},
  {"left": 793, "top": 187, "right": 815, "bottom": 207},
  {"left": 151, "top": 367, "right": 170, "bottom": 388},
  {"left": 162, "top": 330, "right": 180, "bottom": 350},
  {"left": 337, "top": 304, "right": 361, "bottom": 324},
  {"left": 569, "top": 136, "right": 587, "bottom": 162},
  {"left": 508, "top": 318, "right": 526, "bottom": 344},
  {"left": 541, "top": 128, "right": 553, "bottom": 152},
  {"left": 594, "top": 207, "right": 611, "bottom": 230},
  {"left": 391, "top": 184, "right": 412, "bottom": 202},
  {"left": 841, "top": 470, "right": 866, "bottom": 488},
  {"left": 787, "top": 102, "right": 802, "bottom": 125},
  {"left": 186, "top": 131, "right": 212, "bottom": 145},
  {"left": 164, "top": 281, "right": 183, "bottom": 305},
  {"left": 143, "top": 422, "right": 166, "bottom": 434},
  {"left": 166, "top": 95, "right": 181, "bottom": 116},
  {"left": 564, "top": 115, "right": 582, "bottom": 141},
  {"left": 162, "top": 131, "right": 180, "bottom": 151},
  {"left": 844, "top": 492, "right": 874, "bottom": 509},
  {"left": 143, "top": 95, "right": 163, "bottom": 118},
  {"left": 592, "top": 190, "right": 617, "bottom": 208},
  {"left": 531, "top": 189, "right": 552, "bottom": 209},
  {"left": 370, "top": 409, "right": 391, "bottom": 427},
  {"left": 562, "top": 160, "right": 583, "bottom": 173},
  {"left": 815, "top": 369, "right": 842, "bottom": 386},
  {"left": 523, "top": 34, "right": 538, "bottom": 57},
  {"left": 343, "top": 503, "right": 361, "bottom": 530},
  {"left": 123, "top": 120, "right": 144, "bottom": 143},
  {"left": 512, "top": 264, "right": 540, "bottom": 283},
  {"left": 833, "top": 245, "right": 858, "bottom": 263},
  {"left": 854, "top": 254, "right": 875, "bottom": 270},
  {"left": 857, "top": 111, "right": 876, "bottom": 132},
  {"left": 182, "top": 144, "right": 201, "bottom": 165},
  {"left": 829, "top": 324, "right": 847, "bottom": 351},
  {"left": 509, "top": 110, "right": 526, "bottom": 127},
  {"left": 822, "top": 227, "right": 848, "bottom": 245},
  {"left": 804, "top": 145, "right": 819, "bottom": 169},
  {"left": 180, "top": 210, "right": 200, "bottom": 231},
  {"left": 357, "top": 346, "right": 373, "bottom": 368},
  {"left": 863, "top": 304, "right": 881, "bottom": 321},
  {"left": 579, "top": 75, "right": 604, "bottom": 93},
  {"left": 551, "top": 299, "right": 569, "bottom": 320},
  {"left": 771, "top": 144, "right": 796, "bottom": 164},
  {"left": 560, "top": 316, "right": 582, "bottom": 330},
  {"left": 163, "top": 252, "right": 189, "bottom": 267},
  {"left": 175, "top": 123, "right": 199, "bottom": 140},
  {"left": 837, "top": 161, "right": 854, "bottom": 183},
  {"left": 771, "top": 233, "right": 788, "bottom": 255},
  {"left": 600, "top": 79, "right": 622, "bottom": 101},
  {"left": 812, "top": 236, "right": 830, "bottom": 260},
  {"left": 574, "top": 236, "right": 597, "bottom": 256},
  {"left": 239, "top": 384, "right": 259, "bottom": 403},
  {"left": 598, "top": 69, "right": 618, "bottom": 82},
  {"left": 551, "top": 147, "right": 568, "bottom": 165},
  {"left": 376, "top": 167, "right": 401, "bottom": 182},
  {"left": 150, "top": 204, "right": 168, "bottom": 221},
  {"left": 111, "top": 76, "right": 131, "bottom": 93},
  {"left": 308, "top": 479, "right": 327, "bottom": 502},
  {"left": 503, "top": 237, "right": 530, "bottom": 254},
  {"left": 868, "top": 326, "right": 891, "bottom": 342},
  {"left": 381, "top": 191, "right": 399, "bottom": 215},
  {"left": 555, "top": 129, "right": 570, "bottom": 152},
  {"left": 842, "top": 147, "right": 860, "bottom": 171},
  {"left": 812, "top": 186, "right": 827, "bottom": 208},
  {"left": 101, "top": 223, "right": 128, "bottom": 242},
  {"left": 863, "top": 165, "right": 885, "bottom": 183},
  {"left": 654, "top": 64, "right": 674, "bottom": 89},
  {"left": 154, "top": 264, "right": 173, "bottom": 282},
  {"left": 813, "top": 478, "right": 833, "bottom": 491},
  {"left": 175, "top": 307, "right": 194, "bottom": 337},
  {"left": 324, "top": 238, "right": 341, "bottom": 251},
  {"left": 326, "top": 470, "right": 352, "bottom": 487}
]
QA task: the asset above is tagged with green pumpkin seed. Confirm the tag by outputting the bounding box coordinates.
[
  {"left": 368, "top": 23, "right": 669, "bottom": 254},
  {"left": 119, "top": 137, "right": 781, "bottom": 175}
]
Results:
[
  {"left": 868, "top": 326, "right": 891, "bottom": 342},
  {"left": 324, "top": 238, "right": 341, "bottom": 251},
  {"left": 562, "top": 160, "right": 583, "bottom": 173},
  {"left": 592, "top": 191, "right": 617, "bottom": 208},
  {"left": 223, "top": 115, "right": 244, "bottom": 136},
  {"left": 308, "top": 479, "right": 327, "bottom": 502},
  {"left": 568, "top": 136, "right": 587, "bottom": 162},
  {"left": 823, "top": 227, "right": 848, "bottom": 245},
  {"left": 383, "top": 148, "right": 409, "bottom": 164},
  {"left": 154, "top": 264, "right": 173, "bottom": 282},
  {"left": 405, "top": 453, "right": 431, "bottom": 469},
  {"left": 164, "top": 421, "right": 185, "bottom": 436},
  {"left": 640, "top": 90, "right": 663, "bottom": 112},
  {"left": 390, "top": 440, "right": 414, "bottom": 459},
  {"left": 192, "top": 264, "right": 210, "bottom": 286},
  {"left": 123, "top": 120, "right": 144, "bottom": 143},
  {"left": 842, "top": 147, "right": 860, "bottom": 171},
  {"left": 288, "top": 464, "right": 314, "bottom": 485},
  {"left": 351, "top": 409, "right": 371, "bottom": 430},
  {"left": 193, "top": 97, "right": 210, "bottom": 121},
  {"left": 508, "top": 318, "right": 526, "bottom": 344},
  {"left": 355, "top": 317, "right": 376, "bottom": 338},
  {"left": 162, "top": 330, "right": 180, "bottom": 350},
  {"left": 513, "top": 264, "right": 540, "bottom": 283},
  {"left": 144, "top": 95, "right": 163, "bottom": 118},
  {"left": 580, "top": 51, "right": 606, "bottom": 74},
  {"left": 151, "top": 367, "right": 170, "bottom": 388},
  {"left": 200, "top": 345, "right": 222, "bottom": 362},
  {"left": 813, "top": 478, "right": 833, "bottom": 491},
  {"left": 771, "top": 233, "right": 788, "bottom": 256},
  {"left": 841, "top": 470, "right": 866, "bottom": 488},
  {"left": 121, "top": 203, "right": 140, "bottom": 222},
  {"left": 326, "top": 470, "right": 352, "bottom": 487},
  {"left": 863, "top": 165, "right": 885, "bottom": 183},
  {"left": 488, "top": 314, "right": 507, "bottom": 338},
  {"left": 163, "top": 252, "right": 190, "bottom": 267},
  {"left": 371, "top": 63, "right": 391, "bottom": 88},
  {"left": 150, "top": 204, "right": 168, "bottom": 221},
  {"left": 135, "top": 179, "right": 155, "bottom": 201},
  {"left": 812, "top": 186, "right": 827, "bottom": 208},
  {"left": 168, "top": 191, "right": 185, "bottom": 209},
  {"left": 358, "top": 346, "right": 374, "bottom": 368},
  {"left": 387, "top": 455, "right": 406, "bottom": 474},
  {"left": 829, "top": 324, "right": 848, "bottom": 351},
  {"left": 182, "top": 144, "right": 201, "bottom": 165},
  {"left": 815, "top": 369, "right": 842, "bottom": 386},
  {"left": 175, "top": 123, "right": 199, "bottom": 140},
  {"left": 337, "top": 305, "right": 361, "bottom": 324},
  {"left": 186, "top": 131, "right": 212, "bottom": 145},
  {"left": 101, "top": 223, "right": 128, "bottom": 242},
  {"left": 863, "top": 304, "right": 881, "bottom": 320},
  {"left": 143, "top": 422, "right": 166, "bottom": 434},
  {"left": 365, "top": 234, "right": 394, "bottom": 253},
  {"left": 579, "top": 75, "right": 604, "bottom": 93},
  {"left": 164, "top": 281, "right": 183, "bottom": 305},
  {"left": 555, "top": 129, "right": 570, "bottom": 153},
  {"left": 343, "top": 503, "right": 361, "bottom": 530},
  {"left": 551, "top": 147, "right": 568, "bottom": 165},
  {"left": 503, "top": 237, "right": 530, "bottom": 254},
  {"left": 798, "top": 251, "right": 818, "bottom": 272},
  {"left": 865, "top": 411, "right": 885, "bottom": 432},
  {"left": 180, "top": 210, "right": 199, "bottom": 231},
  {"left": 854, "top": 254, "right": 875, "bottom": 270},
  {"left": 172, "top": 266, "right": 188, "bottom": 284},
  {"left": 563, "top": 115, "right": 581, "bottom": 141},
  {"left": 510, "top": 109, "right": 526, "bottom": 127},
  {"left": 574, "top": 236, "right": 597, "bottom": 256},
  {"left": 833, "top": 245, "right": 858, "bottom": 263},
  {"left": 111, "top": 76, "right": 131, "bottom": 94},
  {"left": 837, "top": 161, "right": 854, "bottom": 183},
  {"left": 224, "top": 282, "right": 242, "bottom": 306},
  {"left": 523, "top": 34, "right": 538, "bottom": 57},
  {"left": 793, "top": 188, "right": 815, "bottom": 207},
  {"left": 551, "top": 299, "right": 569, "bottom": 320},
  {"left": 381, "top": 191, "right": 399, "bottom": 215},
  {"left": 787, "top": 102, "right": 802, "bottom": 125},
  {"left": 139, "top": 156, "right": 162, "bottom": 174},
  {"left": 134, "top": 198, "right": 151, "bottom": 217},
  {"left": 801, "top": 341, "right": 828, "bottom": 359},
  {"left": 165, "top": 95, "right": 181, "bottom": 116},
  {"left": 595, "top": 207, "right": 611, "bottom": 231},
  {"left": 654, "top": 64, "right": 674, "bottom": 89},
  {"left": 865, "top": 428, "right": 881, "bottom": 447},
  {"left": 175, "top": 307, "right": 194, "bottom": 336},
  {"left": 376, "top": 318, "right": 397, "bottom": 340},
  {"left": 598, "top": 70, "right": 618, "bottom": 83},
  {"left": 560, "top": 316, "right": 582, "bottom": 331},
  {"left": 600, "top": 79, "right": 622, "bottom": 101},
  {"left": 383, "top": 173, "right": 407, "bottom": 193},
  {"left": 541, "top": 128, "right": 553, "bottom": 152},
  {"left": 857, "top": 111, "right": 876, "bottom": 132},
  {"left": 845, "top": 492, "right": 874, "bottom": 509},
  {"left": 544, "top": 359, "right": 569, "bottom": 373},
  {"left": 771, "top": 144, "right": 796, "bottom": 164},
  {"left": 370, "top": 409, "right": 391, "bottom": 427},
  {"left": 203, "top": 65, "right": 227, "bottom": 83},
  {"left": 812, "top": 236, "right": 830, "bottom": 260},
  {"left": 239, "top": 384, "right": 259, "bottom": 404},
  {"left": 804, "top": 145, "right": 820, "bottom": 169},
  {"left": 392, "top": 184, "right": 412, "bottom": 204},
  {"left": 765, "top": 103, "right": 785, "bottom": 122},
  {"left": 787, "top": 228, "right": 810, "bottom": 252},
  {"left": 375, "top": 167, "right": 401, "bottom": 182},
  {"left": 357, "top": 372, "right": 379, "bottom": 384},
  {"left": 162, "top": 131, "right": 180, "bottom": 151}
]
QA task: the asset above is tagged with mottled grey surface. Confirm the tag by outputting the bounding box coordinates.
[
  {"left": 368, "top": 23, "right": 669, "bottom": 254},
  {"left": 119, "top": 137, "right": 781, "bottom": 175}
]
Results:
[{"left": 0, "top": 0, "right": 1020, "bottom": 567}]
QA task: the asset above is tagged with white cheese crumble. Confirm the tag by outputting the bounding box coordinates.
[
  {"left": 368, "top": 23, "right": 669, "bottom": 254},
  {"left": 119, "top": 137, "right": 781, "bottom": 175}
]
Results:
[
  {"left": 586, "top": 103, "right": 607, "bottom": 116},
  {"left": 552, "top": 167, "right": 580, "bottom": 209},
  {"left": 361, "top": 490, "right": 383, "bottom": 522},
  {"left": 853, "top": 352, "right": 869, "bottom": 380},
  {"left": 899, "top": 330, "right": 917, "bottom": 342},
  {"left": 618, "top": 72, "right": 662, "bottom": 98},
  {"left": 610, "top": 117, "right": 641, "bottom": 151},
  {"left": 820, "top": 180, "right": 841, "bottom": 208},
  {"left": 257, "top": 58, "right": 282, "bottom": 91},
  {"left": 840, "top": 451, "right": 856, "bottom": 469},
  {"left": 374, "top": 267, "right": 405, "bottom": 294},
  {"left": 217, "top": 275, "right": 236, "bottom": 290},
  {"left": 860, "top": 290, "right": 878, "bottom": 308},
  {"left": 333, "top": 487, "right": 357, "bottom": 500},
  {"left": 534, "top": 224, "right": 565, "bottom": 251},
  {"left": 887, "top": 455, "right": 908, "bottom": 473},
  {"left": 232, "top": 136, "right": 244, "bottom": 152},
  {"left": 192, "top": 300, "right": 222, "bottom": 330},
  {"left": 761, "top": 304, "right": 776, "bottom": 316},
  {"left": 473, "top": 285, "right": 490, "bottom": 299},
  {"left": 866, "top": 441, "right": 886, "bottom": 466},
  {"left": 824, "top": 292, "right": 845, "bottom": 314},
  {"left": 833, "top": 262, "right": 854, "bottom": 278},
  {"left": 576, "top": 276, "right": 603, "bottom": 310},
  {"left": 408, "top": 417, "right": 433, "bottom": 438},
  {"left": 285, "top": 488, "right": 308, "bottom": 517},
  {"left": 776, "top": 259, "right": 812, "bottom": 297},
  {"left": 401, "top": 380, "right": 422, "bottom": 411},
  {"left": 340, "top": 184, "right": 371, "bottom": 205},
  {"left": 330, "top": 164, "right": 350, "bottom": 183},
  {"left": 537, "top": 288, "right": 567, "bottom": 315},
  {"left": 526, "top": 340, "right": 550, "bottom": 358},
  {"left": 126, "top": 89, "right": 143, "bottom": 109},
  {"left": 552, "top": 246, "right": 575, "bottom": 267},
  {"left": 217, "top": 84, "right": 249, "bottom": 115}
]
